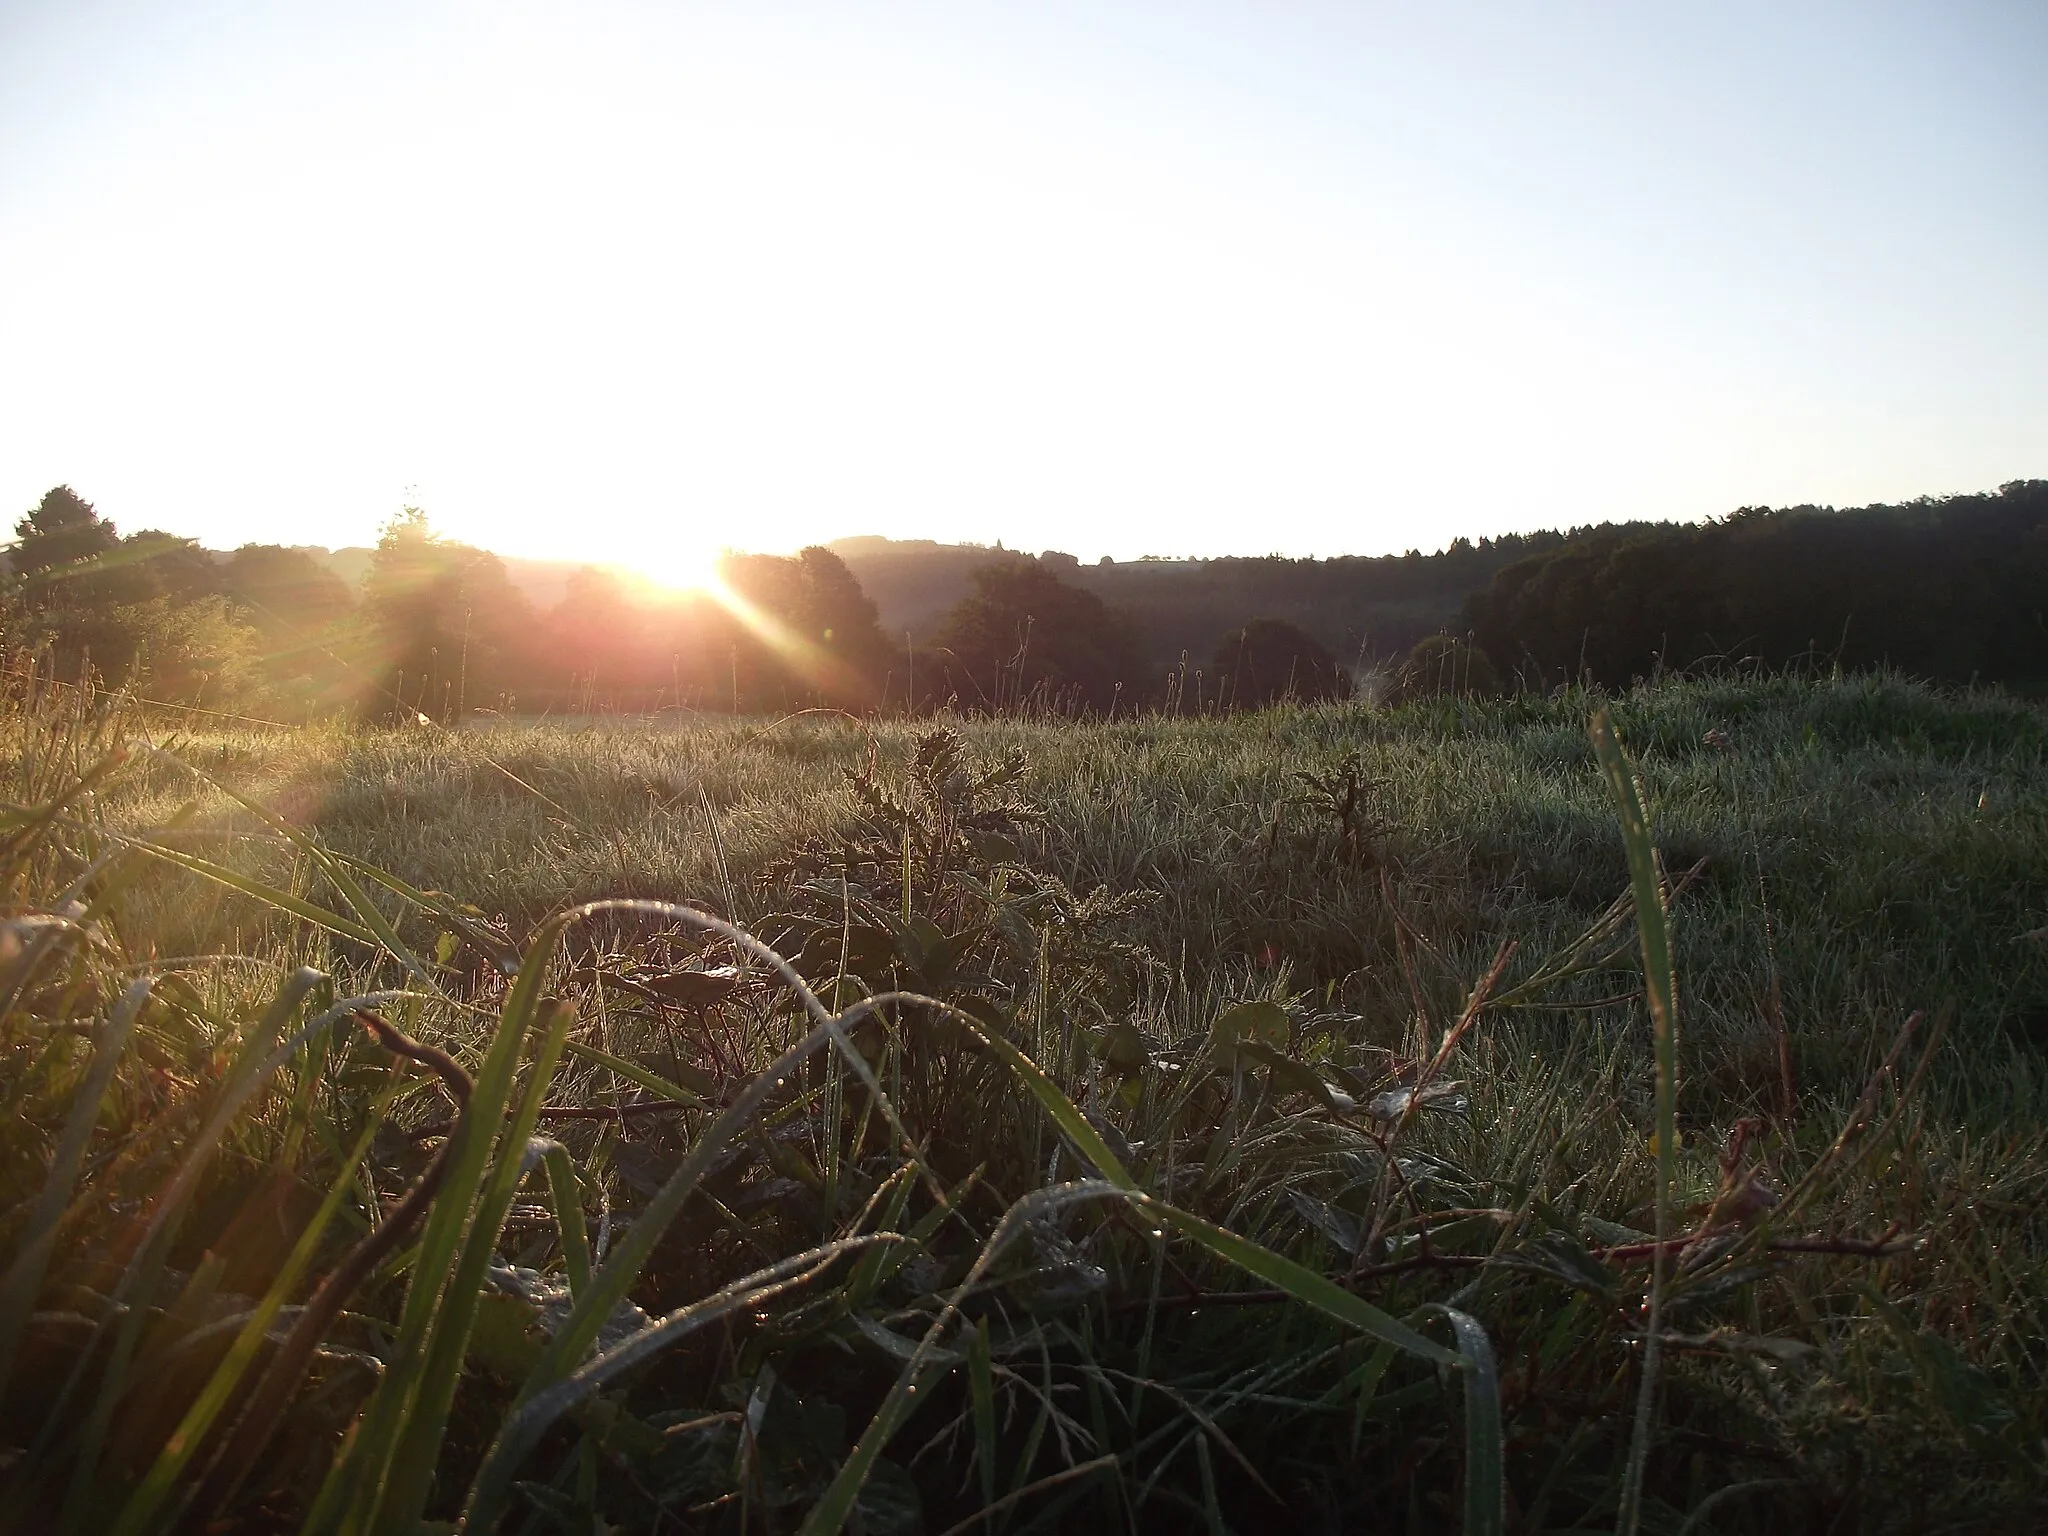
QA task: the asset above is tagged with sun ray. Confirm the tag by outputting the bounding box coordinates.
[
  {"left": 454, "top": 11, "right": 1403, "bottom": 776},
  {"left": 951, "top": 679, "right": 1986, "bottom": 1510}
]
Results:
[{"left": 695, "top": 565, "right": 879, "bottom": 708}]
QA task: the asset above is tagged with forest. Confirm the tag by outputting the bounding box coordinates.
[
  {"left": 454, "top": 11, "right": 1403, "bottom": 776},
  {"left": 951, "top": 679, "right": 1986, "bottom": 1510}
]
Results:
[{"left": 4, "top": 480, "right": 2044, "bottom": 726}]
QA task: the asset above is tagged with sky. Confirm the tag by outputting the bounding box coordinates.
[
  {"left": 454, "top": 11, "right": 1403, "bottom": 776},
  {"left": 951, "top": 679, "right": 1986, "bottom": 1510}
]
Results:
[{"left": 2, "top": 1, "right": 2043, "bottom": 582}]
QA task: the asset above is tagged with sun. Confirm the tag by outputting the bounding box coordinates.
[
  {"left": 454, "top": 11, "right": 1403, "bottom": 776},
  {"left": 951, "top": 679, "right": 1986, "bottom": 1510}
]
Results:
[{"left": 630, "top": 534, "right": 729, "bottom": 596}]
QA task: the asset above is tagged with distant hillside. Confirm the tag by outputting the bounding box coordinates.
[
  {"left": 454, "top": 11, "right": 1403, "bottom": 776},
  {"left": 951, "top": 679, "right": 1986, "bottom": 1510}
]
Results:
[{"left": 831, "top": 533, "right": 1563, "bottom": 673}]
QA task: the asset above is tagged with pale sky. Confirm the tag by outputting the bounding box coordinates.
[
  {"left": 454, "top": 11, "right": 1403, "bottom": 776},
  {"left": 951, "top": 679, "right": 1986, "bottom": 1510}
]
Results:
[{"left": 3, "top": 1, "right": 2043, "bottom": 581}]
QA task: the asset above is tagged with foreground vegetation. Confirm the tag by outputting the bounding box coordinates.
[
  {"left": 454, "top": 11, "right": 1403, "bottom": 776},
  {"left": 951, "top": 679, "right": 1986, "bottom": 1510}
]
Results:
[{"left": 3, "top": 667, "right": 2046, "bottom": 1532}]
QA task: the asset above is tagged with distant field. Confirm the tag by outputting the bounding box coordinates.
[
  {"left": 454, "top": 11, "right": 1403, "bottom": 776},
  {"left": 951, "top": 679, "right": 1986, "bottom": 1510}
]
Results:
[{"left": 13, "top": 671, "right": 2048, "bottom": 1531}]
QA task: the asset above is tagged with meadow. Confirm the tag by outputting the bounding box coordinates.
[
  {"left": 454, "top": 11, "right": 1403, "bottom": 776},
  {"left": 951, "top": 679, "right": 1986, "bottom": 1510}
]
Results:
[{"left": 3, "top": 669, "right": 2046, "bottom": 1533}]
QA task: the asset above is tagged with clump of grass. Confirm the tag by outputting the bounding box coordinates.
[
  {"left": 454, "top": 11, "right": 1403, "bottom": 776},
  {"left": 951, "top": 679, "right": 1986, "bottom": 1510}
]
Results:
[{"left": 1, "top": 674, "right": 2043, "bottom": 1532}]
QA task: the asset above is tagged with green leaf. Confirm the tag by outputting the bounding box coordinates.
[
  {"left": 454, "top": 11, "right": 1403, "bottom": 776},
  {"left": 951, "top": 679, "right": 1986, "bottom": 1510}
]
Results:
[
  {"left": 1092, "top": 1021, "right": 1152, "bottom": 1077},
  {"left": 468, "top": 1291, "right": 549, "bottom": 1379},
  {"left": 855, "top": 1459, "right": 924, "bottom": 1536},
  {"left": 1209, "top": 1000, "right": 1290, "bottom": 1052},
  {"left": 1239, "top": 1041, "right": 1353, "bottom": 1112}
]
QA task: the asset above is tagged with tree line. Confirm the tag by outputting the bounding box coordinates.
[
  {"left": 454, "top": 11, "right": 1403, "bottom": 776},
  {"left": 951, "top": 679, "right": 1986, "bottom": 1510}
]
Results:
[
  {"left": 5, "top": 479, "right": 2042, "bottom": 721},
  {"left": 1464, "top": 480, "right": 2048, "bottom": 694}
]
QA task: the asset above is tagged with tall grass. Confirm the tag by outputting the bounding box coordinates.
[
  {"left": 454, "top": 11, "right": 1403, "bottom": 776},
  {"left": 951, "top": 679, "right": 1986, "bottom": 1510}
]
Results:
[{"left": 1, "top": 667, "right": 2043, "bottom": 1531}]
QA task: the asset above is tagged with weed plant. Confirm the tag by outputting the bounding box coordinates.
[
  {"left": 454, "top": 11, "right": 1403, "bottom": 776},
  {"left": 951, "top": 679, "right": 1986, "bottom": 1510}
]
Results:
[{"left": 1, "top": 665, "right": 2044, "bottom": 1532}]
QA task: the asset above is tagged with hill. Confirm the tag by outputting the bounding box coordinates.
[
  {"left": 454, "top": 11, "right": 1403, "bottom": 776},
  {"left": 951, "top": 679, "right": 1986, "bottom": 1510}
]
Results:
[{"left": 830, "top": 531, "right": 1561, "bottom": 673}]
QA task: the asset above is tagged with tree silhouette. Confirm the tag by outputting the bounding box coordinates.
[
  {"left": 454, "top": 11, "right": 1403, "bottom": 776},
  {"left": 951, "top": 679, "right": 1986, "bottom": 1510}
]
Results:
[
  {"left": 934, "top": 557, "right": 1140, "bottom": 711},
  {"left": 222, "top": 545, "right": 357, "bottom": 706},
  {"left": 7, "top": 487, "right": 153, "bottom": 681},
  {"left": 713, "top": 546, "right": 897, "bottom": 710},
  {"left": 1211, "top": 618, "right": 1349, "bottom": 708},
  {"left": 359, "top": 509, "right": 534, "bottom": 720},
  {"left": 12, "top": 486, "right": 118, "bottom": 580}
]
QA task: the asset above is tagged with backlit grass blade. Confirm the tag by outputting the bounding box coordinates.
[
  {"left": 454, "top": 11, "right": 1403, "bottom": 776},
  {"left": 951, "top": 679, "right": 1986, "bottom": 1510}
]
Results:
[
  {"left": 806, "top": 1181, "right": 1466, "bottom": 1536},
  {"left": 561, "top": 1037, "right": 706, "bottom": 1106},
  {"left": 968, "top": 1318, "right": 997, "bottom": 1511},
  {"left": 859, "top": 990, "right": 1132, "bottom": 1186},
  {"left": 55, "top": 966, "right": 325, "bottom": 1526},
  {"left": 3, "top": 990, "right": 420, "bottom": 1512},
  {"left": 0, "top": 979, "right": 149, "bottom": 1402},
  {"left": 477, "top": 900, "right": 862, "bottom": 1410},
  {"left": 104, "top": 987, "right": 419, "bottom": 1320},
  {"left": 800, "top": 992, "right": 1478, "bottom": 1536},
  {"left": 496, "top": 1009, "right": 854, "bottom": 1426},
  {"left": 1589, "top": 707, "right": 1678, "bottom": 1536}
]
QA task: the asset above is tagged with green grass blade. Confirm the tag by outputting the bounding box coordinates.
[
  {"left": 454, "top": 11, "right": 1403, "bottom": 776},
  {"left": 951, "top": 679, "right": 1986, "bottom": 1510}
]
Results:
[
  {"left": 801, "top": 990, "right": 1473, "bottom": 1536},
  {"left": 848, "top": 990, "right": 1132, "bottom": 1187},
  {"left": 542, "top": 1143, "right": 592, "bottom": 1300},
  {"left": 55, "top": 967, "right": 323, "bottom": 1526},
  {"left": 1134, "top": 1195, "right": 1459, "bottom": 1367},
  {"left": 311, "top": 921, "right": 570, "bottom": 1536},
  {"left": 370, "top": 998, "right": 575, "bottom": 1533},
  {"left": 1589, "top": 707, "right": 1678, "bottom": 1536},
  {"left": 468, "top": 900, "right": 855, "bottom": 1436},
  {"left": 1428, "top": 1305, "right": 1505, "bottom": 1536},
  {"left": 494, "top": 1010, "right": 852, "bottom": 1427},
  {"left": 136, "top": 751, "right": 449, "bottom": 994},
  {"left": 5, "top": 990, "right": 414, "bottom": 1507},
  {"left": 560, "top": 1037, "right": 705, "bottom": 1106},
  {"left": 120, "top": 835, "right": 381, "bottom": 945},
  {"left": 969, "top": 1318, "right": 997, "bottom": 1511},
  {"left": 801, "top": 1182, "right": 1132, "bottom": 1536}
]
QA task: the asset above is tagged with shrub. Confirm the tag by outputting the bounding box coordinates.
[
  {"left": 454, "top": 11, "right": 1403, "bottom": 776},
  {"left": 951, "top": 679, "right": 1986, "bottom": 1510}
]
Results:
[{"left": 1387, "top": 632, "right": 1501, "bottom": 703}]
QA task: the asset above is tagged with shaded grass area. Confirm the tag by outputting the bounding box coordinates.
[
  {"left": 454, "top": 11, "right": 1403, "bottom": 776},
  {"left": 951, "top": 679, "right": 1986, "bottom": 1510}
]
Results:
[{"left": 4, "top": 670, "right": 2046, "bottom": 1533}]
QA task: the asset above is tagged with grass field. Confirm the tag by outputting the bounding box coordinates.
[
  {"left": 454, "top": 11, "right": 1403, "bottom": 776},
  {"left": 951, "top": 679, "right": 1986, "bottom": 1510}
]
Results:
[{"left": 4, "top": 670, "right": 2046, "bottom": 1532}]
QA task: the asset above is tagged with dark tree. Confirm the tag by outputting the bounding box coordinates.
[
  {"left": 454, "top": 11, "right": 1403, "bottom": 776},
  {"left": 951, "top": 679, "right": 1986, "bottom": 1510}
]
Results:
[
  {"left": 790, "top": 545, "right": 895, "bottom": 696},
  {"left": 11, "top": 486, "right": 117, "bottom": 581},
  {"left": 1211, "top": 618, "right": 1350, "bottom": 708},
  {"left": 223, "top": 546, "right": 354, "bottom": 632},
  {"left": 934, "top": 557, "right": 1140, "bottom": 712},
  {"left": 359, "top": 509, "right": 535, "bottom": 721},
  {"left": 714, "top": 546, "right": 896, "bottom": 710},
  {"left": 7, "top": 487, "right": 150, "bottom": 681}
]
